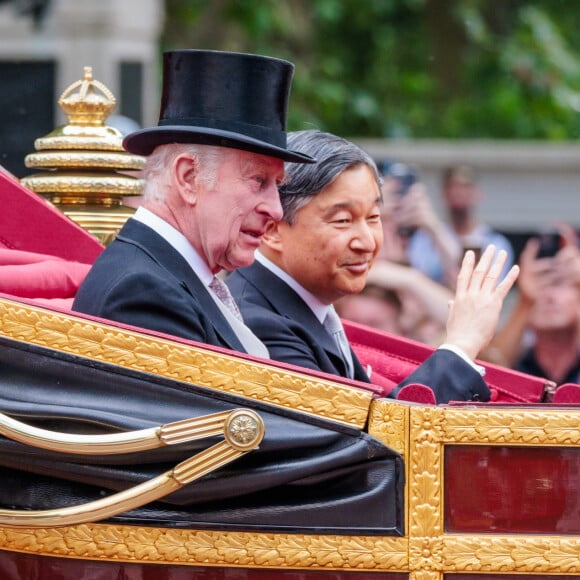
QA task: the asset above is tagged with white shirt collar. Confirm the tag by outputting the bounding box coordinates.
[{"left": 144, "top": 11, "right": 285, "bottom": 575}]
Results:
[
  {"left": 254, "top": 251, "right": 330, "bottom": 324},
  {"left": 133, "top": 206, "right": 214, "bottom": 286}
]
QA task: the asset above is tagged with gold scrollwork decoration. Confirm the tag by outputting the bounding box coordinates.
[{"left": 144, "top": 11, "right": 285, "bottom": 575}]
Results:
[
  {"left": 408, "top": 406, "right": 444, "bottom": 543},
  {"left": 0, "top": 525, "right": 409, "bottom": 570},
  {"left": 410, "top": 571, "right": 442, "bottom": 580},
  {"left": 409, "top": 536, "right": 444, "bottom": 571},
  {"left": 367, "top": 398, "right": 408, "bottom": 456},
  {"left": 445, "top": 408, "right": 580, "bottom": 445},
  {"left": 0, "top": 299, "right": 373, "bottom": 428},
  {"left": 443, "top": 535, "right": 580, "bottom": 573}
]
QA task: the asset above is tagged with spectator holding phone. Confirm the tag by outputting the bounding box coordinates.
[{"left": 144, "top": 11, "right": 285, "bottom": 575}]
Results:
[
  {"left": 404, "top": 164, "right": 514, "bottom": 289},
  {"left": 378, "top": 161, "right": 463, "bottom": 289},
  {"left": 488, "top": 224, "right": 580, "bottom": 384}
]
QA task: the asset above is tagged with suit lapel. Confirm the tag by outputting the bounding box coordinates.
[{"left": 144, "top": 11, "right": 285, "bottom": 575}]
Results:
[
  {"left": 116, "top": 219, "right": 246, "bottom": 353},
  {"left": 237, "top": 263, "right": 350, "bottom": 364},
  {"left": 238, "top": 263, "right": 370, "bottom": 381}
]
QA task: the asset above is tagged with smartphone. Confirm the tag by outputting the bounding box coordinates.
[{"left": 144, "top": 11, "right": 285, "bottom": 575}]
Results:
[
  {"left": 536, "top": 229, "right": 562, "bottom": 258},
  {"left": 378, "top": 161, "right": 416, "bottom": 196},
  {"left": 389, "top": 162, "right": 416, "bottom": 196}
]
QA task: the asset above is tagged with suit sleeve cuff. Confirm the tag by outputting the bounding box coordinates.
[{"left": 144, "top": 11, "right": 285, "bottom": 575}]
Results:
[{"left": 438, "top": 344, "right": 486, "bottom": 377}]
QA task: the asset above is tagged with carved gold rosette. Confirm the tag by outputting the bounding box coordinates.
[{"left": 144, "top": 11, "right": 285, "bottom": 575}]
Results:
[{"left": 21, "top": 67, "right": 144, "bottom": 245}]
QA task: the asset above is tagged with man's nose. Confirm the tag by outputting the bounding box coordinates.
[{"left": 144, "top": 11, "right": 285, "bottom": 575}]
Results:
[
  {"left": 352, "top": 222, "right": 378, "bottom": 251},
  {"left": 260, "top": 183, "right": 283, "bottom": 221}
]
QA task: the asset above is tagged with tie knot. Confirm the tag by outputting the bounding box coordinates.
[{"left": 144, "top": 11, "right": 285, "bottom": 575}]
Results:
[
  {"left": 323, "top": 307, "right": 354, "bottom": 379},
  {"left": 323, "top": 307, "right": 343, "bottom": 334}
]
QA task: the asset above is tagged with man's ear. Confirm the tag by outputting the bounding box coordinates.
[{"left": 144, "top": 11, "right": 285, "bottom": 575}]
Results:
[
  {"left": 261, "top": 219, "right": 284, "bottom": 253},
  {"left": 174, "top": 155, "right": 199, "bottom": 205}
]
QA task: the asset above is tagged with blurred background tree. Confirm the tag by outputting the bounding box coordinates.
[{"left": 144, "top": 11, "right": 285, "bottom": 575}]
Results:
[{"left": 163, "top": 0, "right": 580, "bottom": 139}]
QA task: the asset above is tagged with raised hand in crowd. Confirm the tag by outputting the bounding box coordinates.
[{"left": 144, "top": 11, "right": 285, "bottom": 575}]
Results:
[{"left": 488, "top": 224, "right": 580, "bottom": 369}]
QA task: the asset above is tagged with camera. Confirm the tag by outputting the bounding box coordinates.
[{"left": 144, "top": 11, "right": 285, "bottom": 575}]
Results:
[
  {"left": 378, "top": 161, "right": 417, "bottom": 196},
  {"left": 536, "top": 229, "right": 563, "bottom": 258}
]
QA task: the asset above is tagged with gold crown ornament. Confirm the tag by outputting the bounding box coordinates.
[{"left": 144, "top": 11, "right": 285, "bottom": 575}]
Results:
[{"left": 21, "top": 67, "right": 145, "bottom": 245}]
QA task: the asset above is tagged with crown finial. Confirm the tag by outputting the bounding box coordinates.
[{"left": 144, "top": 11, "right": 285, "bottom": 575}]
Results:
[
  {"left": 22, "top": 66, "right": 144, "bottom": 245},
  {"left": 58, "top": 66, "right": 116, "bottom": 127}
]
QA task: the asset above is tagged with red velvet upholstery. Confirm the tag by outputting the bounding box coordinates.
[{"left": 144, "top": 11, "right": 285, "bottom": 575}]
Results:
[
  {"left": 344, "top": 319, "right": 554, "bottom": 404},
  {"left": 553, "top": 383, "right": 580, "bottom": 404},
  {"left": 396, "top": 383, "right": 436, "bottom": 405},
  {"left": 0, "top": 170, "right": 104, "bottom": 262},
  {"left": 0, "top": 249, "right": 91, "bottom": 299}
]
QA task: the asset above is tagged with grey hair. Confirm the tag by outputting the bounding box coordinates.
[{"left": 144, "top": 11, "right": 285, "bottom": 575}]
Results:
[
  {"left": 141, "top": 143, "right": 232, "bottom": 205},
  {"left": 279, "top": 130, "right": 383, "bottom": 224}
]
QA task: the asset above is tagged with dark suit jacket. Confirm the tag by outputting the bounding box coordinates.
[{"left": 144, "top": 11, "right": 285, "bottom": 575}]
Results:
[
  {"left": 227, "top": 261, "right": 491, "bottom": 403},
  {"left": 73, "top": 218, "right": 247, "bottom": 353}
]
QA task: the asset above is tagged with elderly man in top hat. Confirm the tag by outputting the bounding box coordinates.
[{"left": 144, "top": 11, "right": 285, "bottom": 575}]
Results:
[{"left": 73, "top": 50, "right": 314, "bottom": 356}]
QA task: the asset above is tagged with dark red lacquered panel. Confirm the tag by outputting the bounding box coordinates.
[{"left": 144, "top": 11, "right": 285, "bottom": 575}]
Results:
[
  {"left": 445, "top": 446, "right": 580, "bottom": 534},
  {"left": 443, "top": 574, "right": 578, "bottom": 580},
  {"left": 0, "top": 551, "right": 407, "bottom": 579}
]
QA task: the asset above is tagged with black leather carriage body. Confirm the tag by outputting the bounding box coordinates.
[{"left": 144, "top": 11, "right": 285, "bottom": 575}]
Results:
[{"left": 0, "top": 335, "right": 404, "bottom": 536}]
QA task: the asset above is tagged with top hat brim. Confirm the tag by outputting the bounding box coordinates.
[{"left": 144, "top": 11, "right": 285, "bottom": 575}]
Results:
[{"left": 123, "top": 126, "right": 316, "bottom": 164}]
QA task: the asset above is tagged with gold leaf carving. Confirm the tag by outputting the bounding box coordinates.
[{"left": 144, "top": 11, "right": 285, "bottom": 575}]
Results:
[
  {"left": 310, "top": 535, "right": 345, "bottom": 567},
  {"left": 409, "top": 536, "right": 443, "bottom": 571},
  {"left": 444, "top": 536, "right": 580, "bottom": 573},
  {"left": 445, "top": 408, "right": 580, "bottom": 445},
  {"left": 410, "top": 571, "right": 441, "bottom": 580},
  {"left": 411, "top": 504, "right": 439, "bottom": 537},
  {"left": 511, "top": 541, "right": 551, "bottom": 571},
  {"left": 547, "top": 539, "right": 580, "bottom": 572},
  {"left": 340, "top": 537, "right": 381, "bottom": 569},
  {"left": 281, "top": 536, "right": 316, "bottom": 567},
  {"left": 251, "top": 534, "right": 285, "bottom": 566},
  {"left": 408, "top": 407, "right": 443, "bottom": 546},
  {"left": 412, "top": 442, "right": 439, "bottom": 475},
  {"left": 214, "top": 533, "right": 249, "bottom": 564},
  {"left": 0, "top": 298, "right": 373, "bottom": 428},
  {"left": 413, "top": 407, "right": 444, "bottom": 443},
  {"left": 93, "top": 526, "right": 133, "bottom": 559}
]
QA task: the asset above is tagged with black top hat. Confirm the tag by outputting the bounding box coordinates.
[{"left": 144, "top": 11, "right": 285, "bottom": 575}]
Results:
[{"left": 123, "top": 50, "right": 315, "bottom": 164}]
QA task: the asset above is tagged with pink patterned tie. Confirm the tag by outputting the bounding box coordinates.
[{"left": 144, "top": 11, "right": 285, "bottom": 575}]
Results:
[{"left": 209, "top": 276, "right": 243, "bottom": 322}]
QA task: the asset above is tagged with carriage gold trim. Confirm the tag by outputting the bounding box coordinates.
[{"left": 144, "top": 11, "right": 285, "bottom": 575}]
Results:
[{"left": 0, "top": 297, "right": 579, "bottom": 577}]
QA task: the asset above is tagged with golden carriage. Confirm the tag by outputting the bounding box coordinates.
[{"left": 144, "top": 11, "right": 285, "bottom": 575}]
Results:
[{"left": 0, "top": 71, "right": 579, "bottom": 579}]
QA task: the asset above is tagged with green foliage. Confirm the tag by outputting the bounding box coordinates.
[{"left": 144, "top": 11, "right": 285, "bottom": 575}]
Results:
[{"left": 163, "top": 0, "right": 580, "bottom": 139}]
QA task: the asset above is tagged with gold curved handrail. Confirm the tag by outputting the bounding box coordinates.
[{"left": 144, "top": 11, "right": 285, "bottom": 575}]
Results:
[
  {"left": 0, "top": 409, "right": 240, "bottom": 454},
  {"left": 0, "top": 408, "right": 265, "bottom": 528}
]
